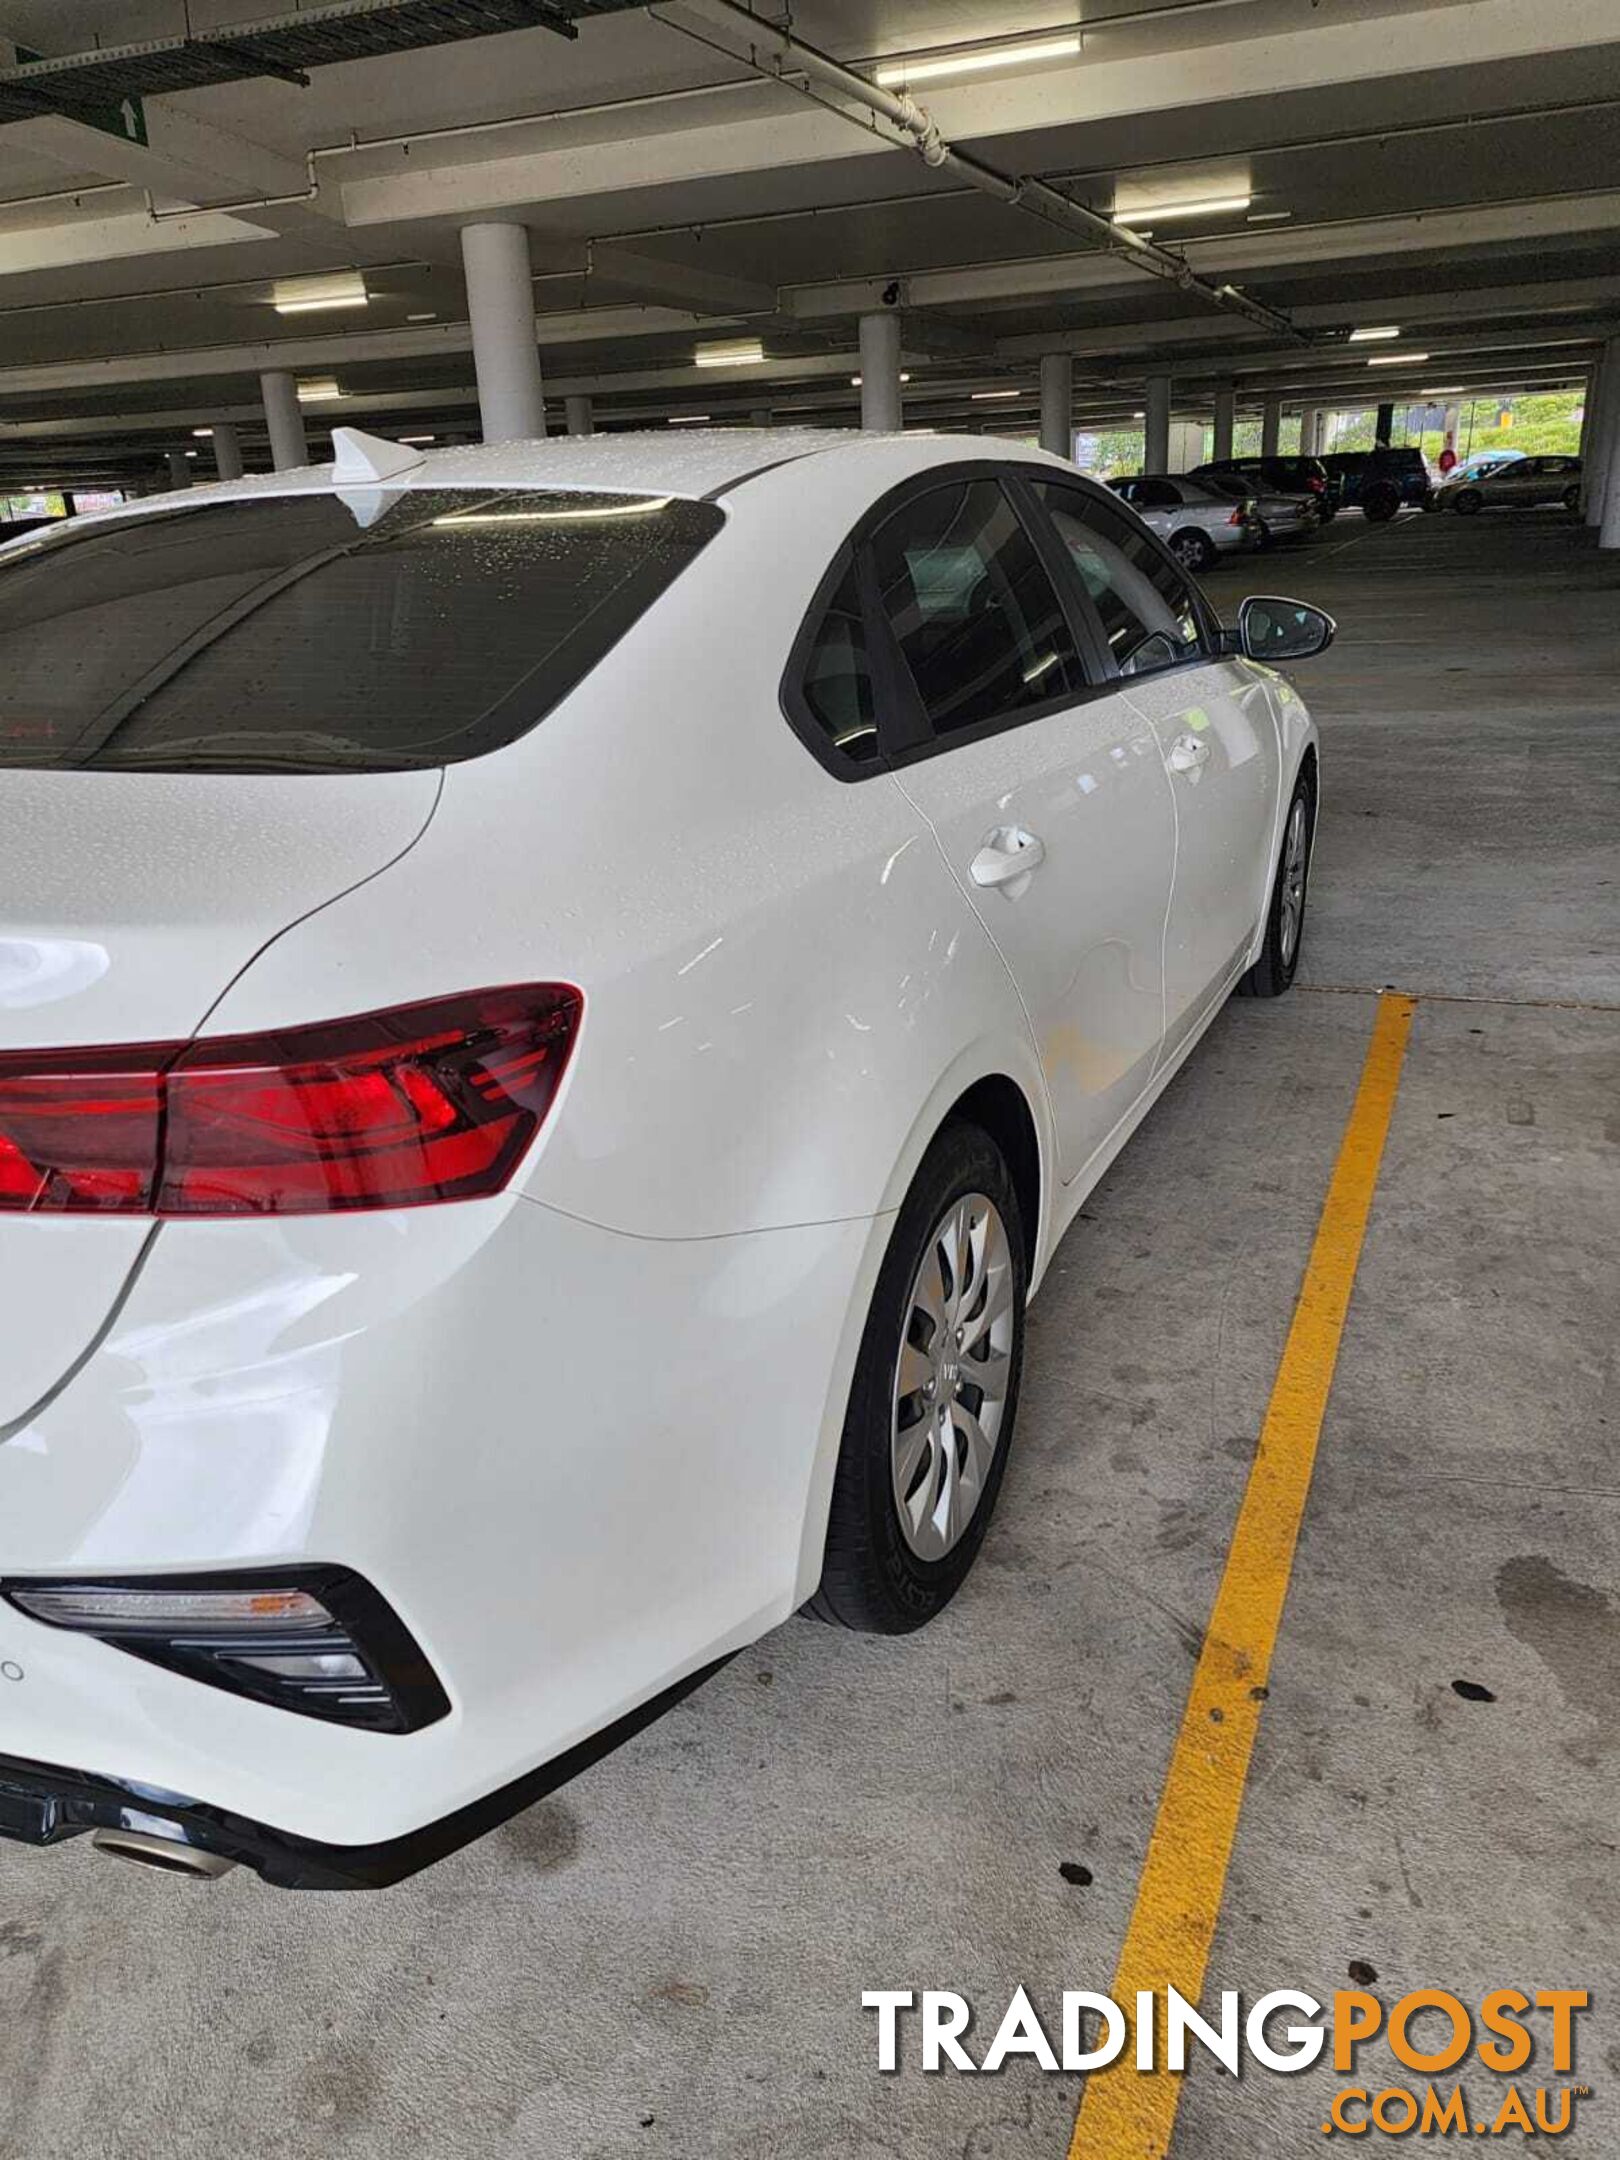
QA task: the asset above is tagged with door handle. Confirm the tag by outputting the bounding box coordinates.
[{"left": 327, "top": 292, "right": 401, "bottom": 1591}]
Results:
[
  {"left": 970, "top": 827, "right": 1046, "bottom": 892},
  {"left": 1167, "top": 733, "right": 1211, "bottom": 774}
]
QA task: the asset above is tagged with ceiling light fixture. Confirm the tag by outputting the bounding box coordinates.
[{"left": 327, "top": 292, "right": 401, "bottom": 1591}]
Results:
[
  {"left": 667, "top": 413, "right": 712, "bottom": 424},
  {"left": 694, "top": 340, "right": 764, "bottom": 368},
  {"left": 873, "top": 33, "right": 1079, "bottom": 87},
  {"left": 971, "top": 389, "right": 1022, "bottom": 401},
  {"left": 296, "top": 378, "right": 344, "bottom": 402},
  {"left": 1115, "top": 194, "right": 1252, "bottom": 226},
  {"left": 1367, "top": 351, "right": 1429, "bottom": 366},
  {"left": 192, "top": 427, "right": 213, "bottom": 438},
  {"left": 273, "top": 271, "right": 368, "bottom": 315},
  {"left": 406, "top": 311, "right": 437, "bottom": 323},
  {"left": 398, "top": 434, "right": 436, "bottom": 444},
  {"left": 1349, "top": 326, "right": 1400, "bottom": 343},
  {"left": 1246, "top": 209, "right": 1292, "bottom": 223},
  {"left": 850, "top": 373, "right": 911, "bottom": 385},
  {"left": 1421, "top": 386, "right": 1467, "bottom": 396}
]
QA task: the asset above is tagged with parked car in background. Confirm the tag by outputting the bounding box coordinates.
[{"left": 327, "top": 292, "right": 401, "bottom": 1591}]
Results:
[
  {"left": 1436, "top": 453, "right": 1583, "bottom": 515},
  {"left": 1106, "top": 473, "right": 1260, "bottom": 570},
  {"left": 1187, "top": 469, "right": 1321, "bottom": 546},
  {"left": 1443, "top": 450, "right": 1526, "bottom": 487},
  {"left": 1318, "top": 448, "right": 1433, "bottom": 521},
  {"left": 1193, "top": 455, "right": 1335, "bottom": 519}
]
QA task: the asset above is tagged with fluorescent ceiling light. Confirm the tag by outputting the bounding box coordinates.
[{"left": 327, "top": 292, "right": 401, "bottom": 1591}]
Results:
[
  {"left": 296, "top": 377, "right": 343, "bottom": 401},
  {"left": 874, "top": 33, "right": 1079, "bottom": 87},
  {"left": 1246, "top": 209, "right": 1291, "bottom": 223},
  {"left": 971, "top": 389, "right": 1022, "bottom": 401},
  {"left": 399, "top": 434, "right": 436, "bottom": 444},
  {"left": 1115, "top": 194, "right": 1251, "bottom": 226},
  {"left": 668, "top": 413, "right": 712, "bottom": 424},
  {"left": 1367, "top": 351, "right": 1429, "bottom": 366},
  {"left": 851, "top": 373, "right": 911, "bottom": 385},
  {"left": 1349, "top": 326, "right": 1400, "bottom": 343},
  {"left": 694, "top": 340, "right": 764, "bottom": 368},
  {"left": 1422, "top": 386, "right": 1467, "bottom": 395},
  {"left": 273, "top": 271, "right": 368, "bottom": 315},
  {"left": 406, "top": 311, "right": 436, "bottom": 323},
  {"left": 192, "top": 427, "right": 213, "bottom": 438}
]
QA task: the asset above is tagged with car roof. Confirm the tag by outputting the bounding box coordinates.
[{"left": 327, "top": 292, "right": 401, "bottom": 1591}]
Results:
[{"left": 8, "top": 426, "right": 1082, "bottom": 548}]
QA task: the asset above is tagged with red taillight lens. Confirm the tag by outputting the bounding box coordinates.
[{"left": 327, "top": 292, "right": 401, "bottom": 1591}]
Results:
[
  {"left": 0, "top": 985, "right": 581, "bottom": 1217},
  {"left": 1306, "top": 474, "right": 1325, "bottom": 492},
  {"left": 1228, "top": 507, "right": 1244, "bottom": 526}
]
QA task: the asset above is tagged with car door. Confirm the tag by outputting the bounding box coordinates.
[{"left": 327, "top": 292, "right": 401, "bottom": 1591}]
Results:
[
  {"left": 1027, "top": 479, "right": 1283, "bottom": 1064},
  {"left": 860, "top": 470, "right": 1178, "bottom": 1185}
]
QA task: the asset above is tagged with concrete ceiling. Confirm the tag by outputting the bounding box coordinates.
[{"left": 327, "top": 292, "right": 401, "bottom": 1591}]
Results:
[{"left": 0, "top": 0, "right": 1616, "bottom": 483}]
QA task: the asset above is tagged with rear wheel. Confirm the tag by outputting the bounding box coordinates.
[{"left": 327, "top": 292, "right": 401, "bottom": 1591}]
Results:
[
  {"left": 1452, "top": 488, "right": 1484, "bottom": 517},
  {"left": 810, "top": 1123, "right": 1027, "bottom": 1633},
  {"left": 1562, "top": 484, "right": 1581, "bottom": 513},
  {"left": 1362, "top": 483, "right": 1400, "bottom": 523},
  {"left": 1169, "top": 528, "right": 1216, "bottom": 572},
  {"left": 1238, "top": 768, "right": 1314, "bottom": 999}
]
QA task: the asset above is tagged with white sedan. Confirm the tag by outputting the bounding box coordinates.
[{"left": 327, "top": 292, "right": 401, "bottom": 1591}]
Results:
[{"left": 0, "top": 428, "right": 1328, "bottom": 1887}]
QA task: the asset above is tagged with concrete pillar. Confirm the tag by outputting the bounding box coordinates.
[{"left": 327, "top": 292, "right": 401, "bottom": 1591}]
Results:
[
  {"left": 461, "top": 220, "right": 547, "bottom": 443},
  {"left": 1374, "top": 401, "right": 1395, "bottom": 448},
  {"left": 210, "top": 422, "right": 244, "bottom": 480},
  {"left": 1260, "top": 396, "right": 1281, "bottom": 457},
  {"left": 1584, "top": 338, "right": 1620, "bottom": 527},
  {"left": 1039, "top": 351, "right": 1073, "bottom": 460},
  {"left": 858, "top": 312, "right": 903, "bottom": 432},
  {"left": 564, "top": 395, "right": 594, "bottom": 438},
  {"left": 1143, "top": 374, "right": 1171, "bottom": 473},
  {"left": 261, "top": 369, "right": 308, "bottom": 471},
  {"left": 1212, "top": 381, "right": 1236, "bottom": 462},
  {"left": 165, "top": 449, "right": 192, "bottom": 491}
]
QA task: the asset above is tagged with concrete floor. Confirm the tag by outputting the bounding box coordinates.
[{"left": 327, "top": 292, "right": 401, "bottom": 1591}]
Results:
[{"left": 2, "top": 511, "right": 1616, "bottom": 2160}]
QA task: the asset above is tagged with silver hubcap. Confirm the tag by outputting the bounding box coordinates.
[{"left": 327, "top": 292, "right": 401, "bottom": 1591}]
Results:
[
  {"left": 891, "top": 1192, "right": 1016, "bottom": 1562},
  {"left": 1279, "top": 794, "right": 1309, "bottom": 966},
  {"left": 1173, "top": 538, "right": 1202, "bottom": 567}
]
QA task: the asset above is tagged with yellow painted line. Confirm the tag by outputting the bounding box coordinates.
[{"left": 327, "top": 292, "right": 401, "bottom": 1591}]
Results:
[{"left": 1067, "top": 990, "right": 1416, "bottom": 2160}]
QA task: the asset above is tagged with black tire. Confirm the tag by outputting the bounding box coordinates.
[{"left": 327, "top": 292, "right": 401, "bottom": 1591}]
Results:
[
  {"left": 1169, "top": 529, "right": 1216, "bottom": 573},
  {"left": 1452, "top": 488, "right": 1483, "bottom": 517},
  {"left": 1362, "top": 483, "right": 1400, "bottom": 523},
  {"left": 1238, "top": 764, "right": 1315, "bottom": 999},
  {"left": 1562, "top": 484, "right": 1581, "bottom": 513},
  {"left": 810, "top": 1122, "right": 1027, "bottom": 1634}
]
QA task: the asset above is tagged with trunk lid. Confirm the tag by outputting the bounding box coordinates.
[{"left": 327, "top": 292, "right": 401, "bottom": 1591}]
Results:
[{"left": 0, "top": 767, "right": 439, "bottom": 1428}]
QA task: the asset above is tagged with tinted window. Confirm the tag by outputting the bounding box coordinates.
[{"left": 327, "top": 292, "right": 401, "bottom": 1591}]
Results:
[
  {"left": 799, "top": 561, "right": 879, "bottom": 766},
  {"left": 1134, "top": 478, "right": 1183, "bottom": 509},
  {"left": 871, "top": 479, "right": 1083, "bottom": 736},
  {"left": 0, "top": 489, "right": 723, "bottom": 772},
  {"left": 1035, "top": 484, "right": 1204, "bottom": 679}
]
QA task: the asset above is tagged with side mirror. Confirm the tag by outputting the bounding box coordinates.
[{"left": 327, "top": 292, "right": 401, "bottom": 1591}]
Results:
[{"left": 1235, "top": 595, "right": 1336, "bottom": 662}]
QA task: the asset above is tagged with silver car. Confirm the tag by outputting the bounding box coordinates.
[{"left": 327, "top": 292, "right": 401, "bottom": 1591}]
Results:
[
  {"left": 1187, "top": 469, "right": 1321, "bottom": 546},
  {"left": 1438, "top": 453, "right": 1583, "bottom": 515},
  {"left": 1107, "top": 474, "right": 1261, "bottom": 571}
]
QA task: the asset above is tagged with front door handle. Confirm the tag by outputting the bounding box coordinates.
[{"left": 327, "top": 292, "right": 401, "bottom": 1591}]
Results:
[
  {"left": 1167, "top": 732, "right": 1211, "bottom": 774},
  {"left": 970, "top": 827, "right": 1046, "bottom": 895}
]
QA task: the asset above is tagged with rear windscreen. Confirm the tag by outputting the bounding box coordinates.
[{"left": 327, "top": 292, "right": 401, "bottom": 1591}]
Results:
[{"left": 0, "top": 487, "right": 723, "bottom": 773}]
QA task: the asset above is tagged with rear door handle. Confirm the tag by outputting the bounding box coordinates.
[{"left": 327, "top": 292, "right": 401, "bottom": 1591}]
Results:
[
  {"left": 1167, "top": 733, "right": 1211, "bottom": 774},
  {"left": 970, "top": 827, "right": 1046, "bottom": 894}
]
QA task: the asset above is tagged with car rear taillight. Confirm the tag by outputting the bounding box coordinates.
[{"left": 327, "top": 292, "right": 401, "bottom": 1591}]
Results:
[
  {"left": 1228, "top": 507, "right": 1245, "bottom": 526},
  {"left": 0, "top": 985, "right": 581, "bottom": 1217},
  {"left": 1306, "top": 473, "right": 1325, "bottom": 492}
]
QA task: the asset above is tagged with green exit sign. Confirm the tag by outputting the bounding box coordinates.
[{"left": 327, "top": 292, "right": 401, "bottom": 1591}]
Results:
[{"left": 14, "top": 46, "right": 146, "bottom": 145}]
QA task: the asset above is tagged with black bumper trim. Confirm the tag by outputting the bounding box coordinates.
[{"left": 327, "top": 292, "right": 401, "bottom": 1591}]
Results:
[{"left": 0, "top": 1653, "right": 733, "bottom": 1889}]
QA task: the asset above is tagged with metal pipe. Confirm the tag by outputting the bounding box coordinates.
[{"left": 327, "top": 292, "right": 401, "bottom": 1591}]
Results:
[{"left": 658, "top": 0, "right": 1307, "bottom": 343}]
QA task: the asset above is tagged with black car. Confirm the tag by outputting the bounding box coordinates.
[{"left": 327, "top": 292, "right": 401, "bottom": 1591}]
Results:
[
  {"left": 1192, "top": 455, "right": 1335, "bottom": 519},
  {"left": 1318, "top": 448, "right": 1433, "bottom": 521}
]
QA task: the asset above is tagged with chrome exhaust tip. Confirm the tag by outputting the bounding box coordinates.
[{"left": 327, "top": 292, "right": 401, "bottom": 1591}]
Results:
[{"left": 91, "top": 1827, "right": 238, "bottom": 1880}]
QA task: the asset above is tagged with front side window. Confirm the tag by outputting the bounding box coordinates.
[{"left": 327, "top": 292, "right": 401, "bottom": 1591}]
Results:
[
  {"left": 1034, "top": 485, "right": 1205, "bottom": 680},
  {"left": 871, "top": 479, "right": 1083, "bottom": 737},
  {"left": 0, "top": 489, "right": 723, "bottom": 772}
]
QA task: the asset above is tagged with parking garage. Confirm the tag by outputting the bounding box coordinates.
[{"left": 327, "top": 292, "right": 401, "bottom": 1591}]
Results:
[{"left": 0, "top": 3, "right": 1616, "bottom": 2157}]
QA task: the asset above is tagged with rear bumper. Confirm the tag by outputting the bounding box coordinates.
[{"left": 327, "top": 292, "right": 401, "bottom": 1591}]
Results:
[
  {"left": 0, "top": 1654, "right": 732, "bottom": 1889},
  {"left": 0, "top": 1194, "right": 876, "bottom": 1857}
]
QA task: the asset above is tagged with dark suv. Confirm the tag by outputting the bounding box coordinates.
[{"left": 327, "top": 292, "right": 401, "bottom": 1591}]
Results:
[
  {"left": 1192, "top": 455, "right": 1334, "bottom": 518},
  {"left": 1318, "top": 448, "right": 1433, "bottom": 521}
]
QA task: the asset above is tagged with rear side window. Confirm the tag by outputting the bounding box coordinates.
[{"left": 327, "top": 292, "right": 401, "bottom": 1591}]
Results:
[
  {"left": 799, "top": 562, "right": 879, "bottom": 766},
  {"left": 0, "top": 488, "right": 723, "bottom": 772},
  {"left": 870, "top": 479, "right": 1083, "bottom": 737}
]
